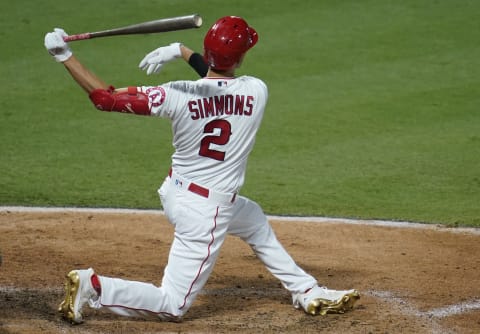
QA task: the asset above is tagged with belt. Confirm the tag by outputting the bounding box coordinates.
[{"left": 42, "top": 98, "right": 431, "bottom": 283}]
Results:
[{"left": 168, "top": 168, "right": 237, "bottom": 204}]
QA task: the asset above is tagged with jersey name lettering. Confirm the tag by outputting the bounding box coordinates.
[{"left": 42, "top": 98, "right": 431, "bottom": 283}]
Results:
[{"left": 188, "top": 95, "right": 254, "bottom": 120}]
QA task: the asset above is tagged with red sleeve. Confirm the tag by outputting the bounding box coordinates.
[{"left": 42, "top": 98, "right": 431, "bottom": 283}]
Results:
[{"left": 89, "top": 86, "right": 151, "bottom": 116}]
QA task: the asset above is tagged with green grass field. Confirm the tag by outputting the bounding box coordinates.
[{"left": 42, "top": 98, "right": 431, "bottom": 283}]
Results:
[{"left": 1, "top": 0, "right": 479, "bottom": 226}]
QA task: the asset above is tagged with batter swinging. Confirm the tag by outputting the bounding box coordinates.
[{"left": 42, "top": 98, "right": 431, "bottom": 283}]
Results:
[{"left": 44, "top": 16, "right": 359, "bottom": 324}]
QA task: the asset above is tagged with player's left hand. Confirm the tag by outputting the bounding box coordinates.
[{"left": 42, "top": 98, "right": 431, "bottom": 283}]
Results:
[
  {"left": 139, "top": 42, "right": 182, "bottom": 75},
  {"left": 44, "top": 28, "right": 72, "bottom": 62}
]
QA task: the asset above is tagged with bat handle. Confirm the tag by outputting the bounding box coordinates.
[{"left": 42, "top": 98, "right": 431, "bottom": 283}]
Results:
[{"left": 63, "top": 33, "right": 91, "bottom": 42}]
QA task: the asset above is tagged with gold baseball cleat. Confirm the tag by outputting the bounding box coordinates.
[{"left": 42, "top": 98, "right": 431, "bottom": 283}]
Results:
[
  {"left": 293, "top": 286, "right": 360, "bottom": 316},
  {"left": 58, "top": 268, "right": 98, "bottom": 324},
  {"left": 305, "top": 290, "right": 360, "bottom": 315}
]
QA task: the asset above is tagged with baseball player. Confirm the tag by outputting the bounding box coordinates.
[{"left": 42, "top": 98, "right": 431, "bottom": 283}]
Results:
[{"left": 44, "top": 16, "right": 359, "bottom": 325}]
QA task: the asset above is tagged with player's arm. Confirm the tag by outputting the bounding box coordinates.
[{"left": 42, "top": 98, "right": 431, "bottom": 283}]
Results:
[
  {"left": 139, "top": 43, "right": 208, "bottom": 78},
  {"left": 45, "top": 28, "right": 151, "bottom": 116},
  {"left": 62, "top": 56, "right": 109, "bottom": 93},
  {"left": 63, "top": 57, "right": 150, "bottom": 115},
  {"left": 180, "top": 45, "right": 209, "bottom": 78}
]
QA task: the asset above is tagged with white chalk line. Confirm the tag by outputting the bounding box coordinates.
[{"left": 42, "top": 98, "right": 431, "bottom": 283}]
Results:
[
  {"left": 1, "top": 206, "right": 479, "bottom": 235},
  {"left": 364, "top": 290, "right": 480, "bottom": 334},
  {"left": 366, "top": 290, "right": 480, "bottom": 318},
  {"left": 426, "top": 300, "right": 480, "bottom": 318}
]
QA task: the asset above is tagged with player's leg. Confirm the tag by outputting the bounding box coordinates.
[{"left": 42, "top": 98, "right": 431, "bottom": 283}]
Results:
[
  {"left": 59, "top": 180, "right": 231, "bottom": 323},
  {"left": 100, "top": 189, "right": 230, "bottom": 318},
  {"left": 227, "top": 195, "right": 317, "bottom": 293},
  {"left": 226, "top": 196, "right": 359, "bottom": 315}
]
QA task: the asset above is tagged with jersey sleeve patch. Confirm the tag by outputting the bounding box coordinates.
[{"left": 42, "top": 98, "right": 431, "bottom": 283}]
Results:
[{"left": 146, "top": 86, "right": 166, "bottom": 108}]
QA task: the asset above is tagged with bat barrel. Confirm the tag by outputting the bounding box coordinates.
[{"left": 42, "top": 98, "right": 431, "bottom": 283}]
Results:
[{"left": 91, "top": 14, "right": 203, "bottom": 38}]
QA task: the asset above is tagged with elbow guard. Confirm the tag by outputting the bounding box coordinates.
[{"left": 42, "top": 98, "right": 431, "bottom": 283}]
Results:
[{"left": 89, "top": 86, "right": 151, "bottom": 115}]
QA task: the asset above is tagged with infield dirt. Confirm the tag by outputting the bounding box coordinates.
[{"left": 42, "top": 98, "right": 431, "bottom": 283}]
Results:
[{"left": 1, "top": 211, "right": 479, "bottom": 333}]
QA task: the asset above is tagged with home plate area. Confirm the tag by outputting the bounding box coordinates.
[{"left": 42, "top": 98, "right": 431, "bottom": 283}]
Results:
[{"left": 0, "top": 208, "right": 479, "bottom": 333}]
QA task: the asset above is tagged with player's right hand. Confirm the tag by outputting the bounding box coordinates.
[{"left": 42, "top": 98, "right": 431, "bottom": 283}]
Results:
[
  {"left": 139, "top": 42, "right": 182, "bottom": 75},
  {"left": 44, "top": 28, "right": 73, "bottom": 63}
]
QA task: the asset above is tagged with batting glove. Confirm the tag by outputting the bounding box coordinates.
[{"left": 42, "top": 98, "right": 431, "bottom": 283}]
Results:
[
  {"left": 44, "top": 28, "right": 72, "bottom": 62},
  {"left": 139, "top": 42, "right": 182, "bottom": 75}
]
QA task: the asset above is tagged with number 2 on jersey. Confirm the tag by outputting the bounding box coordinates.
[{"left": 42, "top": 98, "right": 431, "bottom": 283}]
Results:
[{"left": 199, "top": 120, "right": 232, "bottom": 161}]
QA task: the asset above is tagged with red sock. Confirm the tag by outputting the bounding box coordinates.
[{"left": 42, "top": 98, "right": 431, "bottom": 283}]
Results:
[{"left": 90, "top": 274, "right": 102, "bottom": 295}]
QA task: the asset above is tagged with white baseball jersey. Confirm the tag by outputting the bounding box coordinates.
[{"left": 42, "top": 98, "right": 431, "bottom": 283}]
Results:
[{"left": 140, "top": 76, "right": 268, "bottom": 194}]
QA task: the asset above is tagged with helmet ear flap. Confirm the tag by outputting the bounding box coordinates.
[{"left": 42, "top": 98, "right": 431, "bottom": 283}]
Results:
[{"left": 248, "top": 27, "right": 258, "bottom": 49}]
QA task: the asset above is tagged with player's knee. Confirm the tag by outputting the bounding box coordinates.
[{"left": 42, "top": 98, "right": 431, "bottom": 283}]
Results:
[
  {"left": 156, "top": 311, "right": 184, "bottom": 322},
  {"left": 173, "top": 299, "right": 192, "bottom": 318},
  {"left": 245, "top": 221, "right": 274, "bottom": 246},
  {"left": 158, "top": 293, "right": 192, "bottom": 320}
]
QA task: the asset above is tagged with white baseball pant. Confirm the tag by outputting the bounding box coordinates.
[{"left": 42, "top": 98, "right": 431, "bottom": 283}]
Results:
[{"left": 90, "top": 170, "right": 317, "bottom": 320}]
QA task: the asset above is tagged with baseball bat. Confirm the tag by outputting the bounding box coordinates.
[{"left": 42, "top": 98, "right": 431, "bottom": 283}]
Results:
[{"left": 64, "top": 14, "right": 202, "bottom": 42}]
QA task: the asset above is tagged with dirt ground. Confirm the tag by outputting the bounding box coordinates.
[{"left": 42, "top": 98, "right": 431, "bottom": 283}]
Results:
[{"left": 0, "top": 209, "right": 479, "bottom": 334}]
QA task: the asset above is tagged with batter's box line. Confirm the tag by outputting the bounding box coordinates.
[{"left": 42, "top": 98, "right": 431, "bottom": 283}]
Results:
[
  {"left": 425, "top": 300, "right": 480, "bottom": 318},
  {"left": 365, "top": 289, "right": 480, "bottom": 319},
  {"left": 364, "top": 290, "right": 480, "bottom": 334}
]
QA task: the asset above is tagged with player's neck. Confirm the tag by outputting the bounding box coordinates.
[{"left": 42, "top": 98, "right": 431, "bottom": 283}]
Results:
[{"left": 207, "top": 68, "right": 235, "bottom": 78}]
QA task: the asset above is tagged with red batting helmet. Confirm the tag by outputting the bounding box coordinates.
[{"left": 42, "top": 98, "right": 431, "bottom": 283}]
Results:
[{"left": 203, "top": 16, "right": 258, "bottom": 70}]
